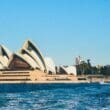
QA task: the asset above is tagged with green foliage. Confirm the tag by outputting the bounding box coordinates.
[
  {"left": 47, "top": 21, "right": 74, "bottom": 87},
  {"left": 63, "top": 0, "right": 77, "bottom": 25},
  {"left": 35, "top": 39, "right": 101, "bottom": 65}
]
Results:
[
  {"left": 100, "top": 66, "right": 110, "bottom": 76},
  {"left": 76, "top": 60, "right": 99, "bottom": 75}
]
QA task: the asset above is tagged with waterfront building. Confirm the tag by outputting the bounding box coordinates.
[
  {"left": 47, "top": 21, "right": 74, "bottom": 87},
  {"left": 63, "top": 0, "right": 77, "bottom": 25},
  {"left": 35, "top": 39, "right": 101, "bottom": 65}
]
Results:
[
  {"left": 5, "top": 40, "right": 56, "bottom": 74},
  {"left": 0, "top": 40, "right": 77, "bottom": 76}
]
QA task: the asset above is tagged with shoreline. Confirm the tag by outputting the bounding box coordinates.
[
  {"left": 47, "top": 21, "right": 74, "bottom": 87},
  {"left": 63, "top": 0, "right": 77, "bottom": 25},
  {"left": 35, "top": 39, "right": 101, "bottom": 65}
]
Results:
[{"left": 0, "top": 70, "right": 110, "bottom": 84}]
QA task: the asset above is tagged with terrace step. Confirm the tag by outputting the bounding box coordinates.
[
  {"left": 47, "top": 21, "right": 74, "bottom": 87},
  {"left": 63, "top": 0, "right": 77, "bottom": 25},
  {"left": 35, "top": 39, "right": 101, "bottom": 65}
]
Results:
[
  {"left": 2, "top": 71, "right": 30, "bottom": 74},
  {"left": 0, "top": 74, "right": 30, "bottom": 77},
  {"left": 0, "top": 79, "right": 31, "bottom": 81}
]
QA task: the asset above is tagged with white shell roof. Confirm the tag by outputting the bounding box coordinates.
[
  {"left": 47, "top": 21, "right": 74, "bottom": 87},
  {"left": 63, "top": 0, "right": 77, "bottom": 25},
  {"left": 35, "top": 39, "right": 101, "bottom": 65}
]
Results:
[
  {"left": 44, "top": 57, "right": 56, "bottom": 73},
  {"left": 0, "top": 45, "right": 12, "bottom": 69},
  {"left": 19, "top": 49, "right": 41, "bottom": 69},
  {"left": 60, "top": 66, "right": 77, "bottom": 76},
  {"left": 20, "top": 40, "right": 47, "bottom": 72},
  {"left": 8, "top": 53, "right": 36, "bottom": 69}
]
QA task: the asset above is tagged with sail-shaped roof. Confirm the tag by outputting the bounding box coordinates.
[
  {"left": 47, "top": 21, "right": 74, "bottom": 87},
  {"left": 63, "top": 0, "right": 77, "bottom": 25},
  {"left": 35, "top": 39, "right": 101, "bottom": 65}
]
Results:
[
  {"left": 20, "top": 40, "right": 47, "bottom": 72},
  {"left": 20, "top": 49, "right": 41, "bottom": 69},
  {"left": 44, "top": 57, "right": 56, "bottom": 74},
  {"left": 60, "top": 66, "right": 77, "bottom": 76},
  {"left": 0, "top": 45, "right": 12, "bottom": 69},
  {"left": 8, "top": 53, "right": 33, "bottom": 70}
]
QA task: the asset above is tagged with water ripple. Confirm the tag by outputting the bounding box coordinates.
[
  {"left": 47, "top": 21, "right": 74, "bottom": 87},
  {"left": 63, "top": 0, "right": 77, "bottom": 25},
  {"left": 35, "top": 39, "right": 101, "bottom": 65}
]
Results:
[{"left": 0, "top": 83, "right": 110, "bottom": 110}]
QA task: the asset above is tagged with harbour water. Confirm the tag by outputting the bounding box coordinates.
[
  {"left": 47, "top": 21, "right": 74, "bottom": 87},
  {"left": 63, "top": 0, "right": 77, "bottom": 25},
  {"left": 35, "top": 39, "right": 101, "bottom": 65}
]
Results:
[{"left": 0, "top": 83, "right": 110, "bottom": 110}]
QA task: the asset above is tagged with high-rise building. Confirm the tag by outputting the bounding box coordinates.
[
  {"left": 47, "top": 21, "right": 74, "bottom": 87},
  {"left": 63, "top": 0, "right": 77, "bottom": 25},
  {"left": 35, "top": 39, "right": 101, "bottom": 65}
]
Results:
[{"left": 75, "top": 56, "right": 82, "bottom": 65}]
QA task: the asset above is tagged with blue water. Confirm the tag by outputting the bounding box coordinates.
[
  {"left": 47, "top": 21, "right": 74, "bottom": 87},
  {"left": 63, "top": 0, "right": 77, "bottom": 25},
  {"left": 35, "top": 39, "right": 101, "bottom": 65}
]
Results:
[{"left": 0, "top": 83, "right": 110, "bottom": 110}]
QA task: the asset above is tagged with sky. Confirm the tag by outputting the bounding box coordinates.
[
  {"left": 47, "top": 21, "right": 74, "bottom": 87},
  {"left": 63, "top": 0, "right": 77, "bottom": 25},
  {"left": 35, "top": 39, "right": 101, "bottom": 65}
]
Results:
[{"left": 0, "top": 0, "right": 110, "bottom": 66}]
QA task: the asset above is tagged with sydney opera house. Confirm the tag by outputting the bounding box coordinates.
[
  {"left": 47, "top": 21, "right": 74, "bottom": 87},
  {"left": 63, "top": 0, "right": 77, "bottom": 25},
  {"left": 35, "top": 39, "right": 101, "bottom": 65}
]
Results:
[
  {"left": 0, "top": 39, "right": 109, "bottom": 86},
  {"left": 0, "top": 40, "right": 56, "bottom": 73},
  {"left": 0, "top": 40, "right": 78, "bottom": 83}
]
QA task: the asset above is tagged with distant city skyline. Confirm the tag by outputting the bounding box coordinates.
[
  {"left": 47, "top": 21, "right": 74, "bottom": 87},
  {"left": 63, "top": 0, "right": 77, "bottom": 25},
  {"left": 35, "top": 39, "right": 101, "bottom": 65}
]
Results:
[{"left": 0, "top": 0, "right": 110, "bottom": 66}]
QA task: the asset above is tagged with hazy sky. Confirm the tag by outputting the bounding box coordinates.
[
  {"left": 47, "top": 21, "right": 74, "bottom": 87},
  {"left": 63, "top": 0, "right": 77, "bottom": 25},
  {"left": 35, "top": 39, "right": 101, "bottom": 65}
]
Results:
[{"left": 0, "top": 0, "right": 110, "bottom": 66}]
